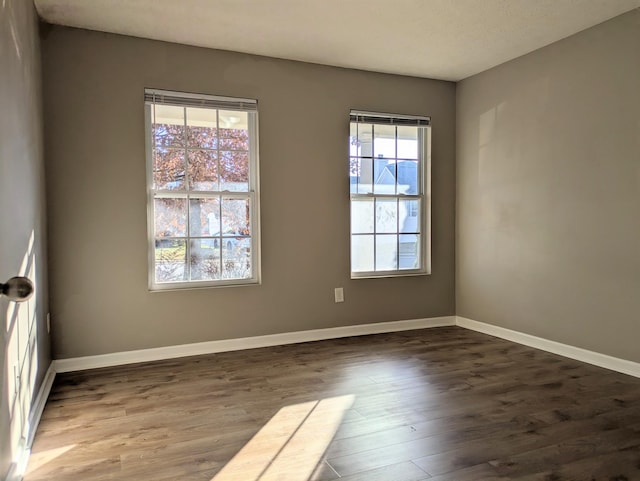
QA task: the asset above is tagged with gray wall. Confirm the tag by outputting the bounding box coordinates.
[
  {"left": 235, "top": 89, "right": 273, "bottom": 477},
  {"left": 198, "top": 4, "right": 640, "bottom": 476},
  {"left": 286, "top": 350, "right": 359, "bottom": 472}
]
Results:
[
  {"left": 42, "top": 27, "right": 456, "bottom": 359},
  {"left": 1, "top": 0, "right": 50, "bottom": 477},
  {"left": 457, "top": 10, "right": 640, "bottom": 363}
]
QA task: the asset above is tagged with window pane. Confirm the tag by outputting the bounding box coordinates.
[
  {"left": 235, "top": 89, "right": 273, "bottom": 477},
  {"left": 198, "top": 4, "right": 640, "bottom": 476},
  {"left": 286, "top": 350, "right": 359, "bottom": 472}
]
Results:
[
  {"left": 189, "top": 239, "right": 221, "bottom": 281},
  {"left": 153, "top": 105, "right": 184, "bottom": 147},
  {"left": 399, "top": 234, "right": 420, "bottom": 270},
  {"left": 349, "top": 123, "right": 359, "bottom": 157},
  {"left": 356, "top": 157, "right": 373, "bottom": 194},
  {"left": 154, "top": 197, "right": 187, "bottom": 237},
  {"left": 188, "top": 150, "right": 219, "bottom": 191},
  {"left": 220, "top": 151, "right": 249, "bottom": 192},
  {"left": 349, "top": 157, "right": 360, "bottom": 194},
  {"left": 219, "top": 110, "right": 249, "bottom": 150},
  {"left": 373, "top": 124, "right": 396, "bottom": 159},
  {"left": 376, "top": 234, "right": 398, "bottom": 271},
  {"left": 222, "top": 198, "right": 250, "bottom": 235},
  {"left": 396, "top": 160, "right": 419, "bottom": 195},
  {"left": 356, "top": 123, "right": 373, "bottom": 156},
  {"left": 222, "top": 238, "right": 252, "bottom": 279},
  {"left": 189, "top": 197, "right": 220, "bottom": 236},
  {"left": 373, "top": 159, "right": 394, "bottom": 194},
  {"left": 154, "top": 149, "right": 185, "bottom": 190},
  {"left": 155, "top": 239, "right": 186, "bottom": 283},
  {"left": 219, "top": 130, "right": 249, "bottom": 151},
  {"left": 397, "top": 126, "right": 418, "bottom": 159},
  {"left": 349, "top": 157, "right": 359, "bottom": 194},
  {"left": 186, "top": 107, "right": 217, "bottom": 149},
  {"left": 351, "top": 199, "right": 374, "bottom": 233},
  {"left": 351, "top": 235, "right": 374, "bottom": 273},
  {"left": 399, "top": 199, "right": 420, "bottom": 233},
  {"left": 375, "top": 198, "right": 397, "bottom": 233}
]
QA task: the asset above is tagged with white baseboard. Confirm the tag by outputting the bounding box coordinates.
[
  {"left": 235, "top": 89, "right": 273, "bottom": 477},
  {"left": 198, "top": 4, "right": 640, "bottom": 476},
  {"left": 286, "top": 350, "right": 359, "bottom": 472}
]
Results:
[
  {"left": 456, "top": 316, "right": 640, "bottom": 378},
  {"left": 5, "top": 363, "right": 56, "bottom": 481},
  {"left": 53, "top": 316, "right": 457, "bottom": 373},
  {"left": 27, "top": 363, "right": 56, "bottom": 446},
  {"left": 5, "top": 457, "right": 24, "bottom": 481}
]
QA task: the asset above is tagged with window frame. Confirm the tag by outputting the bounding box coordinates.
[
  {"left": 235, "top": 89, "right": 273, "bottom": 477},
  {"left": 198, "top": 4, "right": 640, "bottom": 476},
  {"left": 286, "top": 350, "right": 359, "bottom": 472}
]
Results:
[
  {"left": 349, "top": 110, "right": 431, "bottom": 279},
  {"left": 144, "top": 88, "right": 261, "bottom": 291}
]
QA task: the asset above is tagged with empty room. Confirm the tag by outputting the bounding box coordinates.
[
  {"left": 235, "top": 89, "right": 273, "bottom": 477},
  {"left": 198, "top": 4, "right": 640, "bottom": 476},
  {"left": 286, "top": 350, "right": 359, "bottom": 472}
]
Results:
[{"left": 2, "top": 0, "right": 640, "bottom": 480}]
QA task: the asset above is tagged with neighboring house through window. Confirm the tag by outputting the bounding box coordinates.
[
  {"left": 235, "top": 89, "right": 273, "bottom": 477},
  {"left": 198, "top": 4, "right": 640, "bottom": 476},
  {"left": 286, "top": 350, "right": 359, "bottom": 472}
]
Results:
[
  {"left": 145, "top": 89, "right": 260, "bottom": 289},
  {"left": 349, "top": 110, "right": 431, "bottom": 277}
]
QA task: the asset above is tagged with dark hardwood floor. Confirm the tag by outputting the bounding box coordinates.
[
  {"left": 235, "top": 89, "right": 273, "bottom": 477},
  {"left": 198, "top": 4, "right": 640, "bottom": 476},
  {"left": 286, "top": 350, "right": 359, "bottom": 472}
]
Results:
[{"left": 25, "top": 327, "right": 640, "bottom": 480}]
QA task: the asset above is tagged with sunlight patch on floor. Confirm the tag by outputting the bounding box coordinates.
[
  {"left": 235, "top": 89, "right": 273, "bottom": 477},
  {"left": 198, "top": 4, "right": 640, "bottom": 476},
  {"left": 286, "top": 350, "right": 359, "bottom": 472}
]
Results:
[
  {"left": 24, "top": 444, "right": 76, "bottom": 475},
  {"left": 212, "top": 394, "right": 355, "bottom": 481}
]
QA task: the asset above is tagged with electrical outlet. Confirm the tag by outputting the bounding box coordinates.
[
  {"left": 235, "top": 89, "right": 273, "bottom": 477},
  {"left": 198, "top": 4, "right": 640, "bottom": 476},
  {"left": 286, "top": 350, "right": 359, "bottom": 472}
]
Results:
[
  {"left": 47, "top": 313, "right": 51, "bottom": 333},
  {"left": 334, "top": 287, "right": 344, "bottom": 303}
]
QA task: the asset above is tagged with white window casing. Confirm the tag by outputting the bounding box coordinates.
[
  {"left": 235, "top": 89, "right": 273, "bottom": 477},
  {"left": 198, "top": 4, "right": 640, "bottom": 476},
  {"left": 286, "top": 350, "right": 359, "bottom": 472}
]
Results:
[
  {"left": 145, "top": 89, "right": 261, "bottom": 290},
  {"left": 349, "top": 110, "right": 431, "bottom": 278}
]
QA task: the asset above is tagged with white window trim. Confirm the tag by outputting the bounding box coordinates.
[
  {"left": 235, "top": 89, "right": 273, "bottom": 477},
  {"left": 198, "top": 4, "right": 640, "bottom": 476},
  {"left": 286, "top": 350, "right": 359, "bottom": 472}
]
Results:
[
  {"left": 145, "top": 89, "right": 261, "bottom": 291},
  {"left": 349, "top": 111, "right": 431, "bottom": 279}
]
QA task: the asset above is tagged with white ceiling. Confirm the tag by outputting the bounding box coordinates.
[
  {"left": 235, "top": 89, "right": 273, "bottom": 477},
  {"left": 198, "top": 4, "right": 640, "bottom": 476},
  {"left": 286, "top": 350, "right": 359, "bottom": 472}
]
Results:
[{"left": 35, "top": 0, "right": 640, "bottom": 81}]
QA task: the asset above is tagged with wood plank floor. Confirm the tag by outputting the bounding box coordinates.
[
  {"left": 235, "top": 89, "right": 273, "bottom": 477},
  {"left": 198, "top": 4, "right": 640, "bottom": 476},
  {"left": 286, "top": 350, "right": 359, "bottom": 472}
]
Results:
[{"left": 25, "top": 327, "right": 640, "bottom": 481}]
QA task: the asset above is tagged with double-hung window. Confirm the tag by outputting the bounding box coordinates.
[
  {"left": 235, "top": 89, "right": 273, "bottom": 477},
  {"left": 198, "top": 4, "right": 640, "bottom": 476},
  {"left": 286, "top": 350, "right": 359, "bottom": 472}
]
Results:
[
  {"left": 145, "top": 89, "right": 260, "bottom": 289},
  {"left": 349, "top": 110, "right": 431, "bottom": 278}
]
